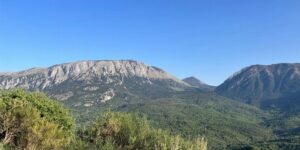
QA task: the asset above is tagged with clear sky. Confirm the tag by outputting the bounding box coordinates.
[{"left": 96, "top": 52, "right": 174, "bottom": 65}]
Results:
[{"left": 0, "top": 0, "right": 300, "bottom": 85}]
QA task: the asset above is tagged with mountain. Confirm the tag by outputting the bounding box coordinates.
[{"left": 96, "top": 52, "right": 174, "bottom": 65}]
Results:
[
  {"left": 0, "top": 60, "right": 189, "bottom": 100},
  {"left": 0, "top": 60, "right": 276, "bottom": 149},
  {"left": 216, "top": 63, "right": 300, "bottom": 110},
  {"left": 183, "top": 76, "right": 215, "bottom": 91},
  {"left": 216, "top": 63, "right": 300, "bottom": 149},
  {"left": 0, "top": 60, "right": 194, "bottom": 121},
  {"left": 0, "top": 60, "right": 187, "bottom": 91}
]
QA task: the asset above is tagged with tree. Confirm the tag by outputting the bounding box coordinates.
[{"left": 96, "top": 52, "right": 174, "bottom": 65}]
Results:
[{"left": 0, "top": 89, "right": 75, "bottom": 150}]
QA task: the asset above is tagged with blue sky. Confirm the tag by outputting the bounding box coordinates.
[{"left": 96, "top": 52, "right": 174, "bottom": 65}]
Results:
[{"left": 0, "top": 0, "right": 300, "bottom": 85}]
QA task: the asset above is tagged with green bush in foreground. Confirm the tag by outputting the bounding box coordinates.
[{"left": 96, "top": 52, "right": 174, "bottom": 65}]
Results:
[
  {"left": 0, "top": 89, "right": 75, "bottom": 150},
  {"left": 76, "top": 111, "right": 207, "bottom": 150}
]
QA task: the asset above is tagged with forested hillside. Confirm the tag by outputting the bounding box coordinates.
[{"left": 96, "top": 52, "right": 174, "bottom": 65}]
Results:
[{"left": 0, "top": 89, "right": 207, "bottom": 150}]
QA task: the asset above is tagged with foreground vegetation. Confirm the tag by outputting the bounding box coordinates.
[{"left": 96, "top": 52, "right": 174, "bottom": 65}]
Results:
[
  {"left": 0, "top": 90, "right": 207, "bottom": 150},
  {"left": 71, "top": 111, "right": 207, "bottom": 150},
  {"left": 0, "top": 89, "right": 74, "bottom": 150}
]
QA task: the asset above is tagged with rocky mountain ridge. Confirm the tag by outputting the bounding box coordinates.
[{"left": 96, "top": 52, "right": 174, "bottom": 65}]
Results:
[
  {"left": 216, "top": 63, "right": 300, "bottom": 108},
  {"left": 0, "top": 60, "right": 187, "bottom": 90},
  {"left": 0, "top": 60, "right": 193, "bottom": 112}
]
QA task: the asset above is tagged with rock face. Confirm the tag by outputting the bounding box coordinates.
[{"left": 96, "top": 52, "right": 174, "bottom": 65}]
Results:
[
  {"left": 183, "top": 76, "right": 215, "bottom": 91},
  {"left": 0, "top": 60, "right": 185, "bottom": 90},
  {"left": 0, "top": 60, "right": 189, "bottom": 109},
  {"left": 216, "top": 63, "right": 300, "bottom": 109},
  {"left": 100, "top": 89, "right": 115, "bottom": 103}
]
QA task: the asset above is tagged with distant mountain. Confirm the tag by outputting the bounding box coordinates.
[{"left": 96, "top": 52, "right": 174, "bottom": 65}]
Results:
[
  {"left": 216, "top": 63, "right": 300, "bottom": 111},
  {"left": 0, "top": 60, "right": 189, "bottom": 100},
  {"left": 183, "top": 76, "right": 215, "bottom": 91},
  {"left": 0, "top": 60, "right": 187, "bottom": 90},
  {"left": 0, "top": 60, "right": 194, "bottom": 119}
]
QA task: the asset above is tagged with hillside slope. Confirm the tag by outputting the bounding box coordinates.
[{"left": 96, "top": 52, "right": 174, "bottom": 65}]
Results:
[
  {"left": 216, "top": 63, "right": 300, "bottom": 110},
  {"left": 216, "top": 63, "right": 300, "bottom": 149},
  {"left": 118, "top": 91, "right": 274, "bottom": 150}
]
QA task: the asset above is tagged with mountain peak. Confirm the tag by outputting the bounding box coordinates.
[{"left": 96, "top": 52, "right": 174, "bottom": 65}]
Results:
[
  {"left": 183, "top": 76, "right": 214, "bottom": 91},
  {"left": 183, "top": 76, "right": 205, "bottom": 86}
]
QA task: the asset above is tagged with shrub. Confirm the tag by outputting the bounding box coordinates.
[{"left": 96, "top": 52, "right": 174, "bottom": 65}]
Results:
[
  {"left": 0, "top": 89, "right": 75, "bottom": 149},
  {"left": 80, "top": 111, "right": 207, "bottom": 150}
]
